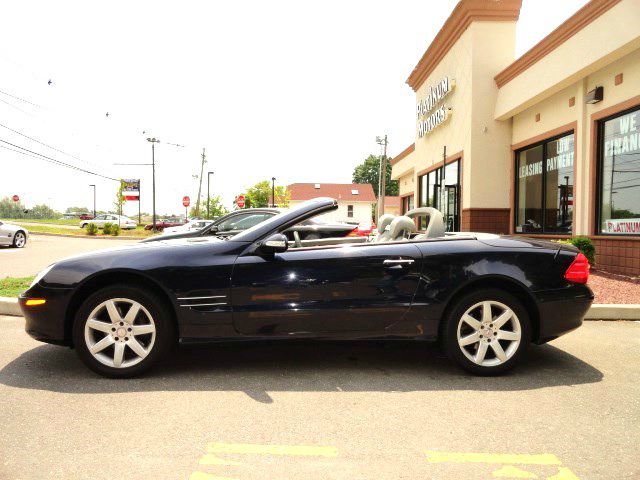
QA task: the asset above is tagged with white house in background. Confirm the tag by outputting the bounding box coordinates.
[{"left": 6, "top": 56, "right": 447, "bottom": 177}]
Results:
[{"left": 288, "top": 183, "right": 376, "bottom": 224}]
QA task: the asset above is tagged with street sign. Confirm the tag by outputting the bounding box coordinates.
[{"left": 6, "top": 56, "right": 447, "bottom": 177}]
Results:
[
  {"left": 182, "top": 196, "right": 190, "bottom": 207},
  {"left": 122, "top": 179, "right": 140, "bottom": 201},
  {"left": 12, "top": 195, "right": 19, "bottom": 202},
  {"left": 236, "top": 195, "right": 246, "bottom": 209}
]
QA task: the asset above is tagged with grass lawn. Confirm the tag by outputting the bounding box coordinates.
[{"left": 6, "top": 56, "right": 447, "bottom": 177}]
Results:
[
  {"left": 0, "top": 276, "right": 35, "bottom": 297},
  {"left": 0, "top": 218, "right": 80, "bottom": 226},
  {"left": 8, "top": 223, "right": 155, "bottom": 238}
]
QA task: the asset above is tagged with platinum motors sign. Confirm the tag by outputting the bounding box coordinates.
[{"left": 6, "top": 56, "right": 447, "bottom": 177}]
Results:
[{"left": 417, "top": 76, "right": 454, "bottom": 138}]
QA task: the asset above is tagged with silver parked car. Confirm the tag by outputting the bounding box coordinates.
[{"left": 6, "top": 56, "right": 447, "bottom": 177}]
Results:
[
  {"left": 0, "top": 221, "right": 28, "bottom": 248},
  {"left": 79, "top": 214, "right": 137, "bottom": 230}
]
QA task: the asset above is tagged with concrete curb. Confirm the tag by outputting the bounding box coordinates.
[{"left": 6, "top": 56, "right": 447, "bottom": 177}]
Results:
[
  {"left": 1, "top": 296, "right": 639, "bottom": 320},
  {"left": 29, "top": 231, "right": 143, "bottom": 240},
  {"left": 0, "top": 297, "right": 22, "bottom": 316}
]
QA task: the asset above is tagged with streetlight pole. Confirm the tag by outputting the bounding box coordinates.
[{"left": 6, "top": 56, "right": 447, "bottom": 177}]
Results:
[
  {"left": 271, "top": 177, "right": 276, "bottom": 207},
  {"left": 375, "top": 135, "right": 388, "bottom": 223},
  {"left": 146, "top": 137, "right": 160, "bottom": 232},
  {"left": 207, "top": 171, "right": 214, "bottom": 219},
  {"left": 89, "top": 184, "right": 96, "bottom": 218}
]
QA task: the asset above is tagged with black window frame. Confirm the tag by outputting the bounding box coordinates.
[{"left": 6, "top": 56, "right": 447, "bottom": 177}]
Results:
[
  {"left": 513, "top": 130, "right": 575, "bottom": 235},
  {"left": 595, "top": 104, "right": 640, "bottom": 236},
  {"left": 347, "top": 205, "right": 354, "bottom": 218},
  {"left": 417, "top": 159, "right": 460, "bottom": 231}
]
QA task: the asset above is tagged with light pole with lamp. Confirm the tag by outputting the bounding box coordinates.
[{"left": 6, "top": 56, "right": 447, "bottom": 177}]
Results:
[
  {"left": 146, "top": 137, "right": 160, "bottom": 232},
  {"left": 89, "top": 184, "right": 96, "bottom": 218},
  {"left": 271, "top": 177, "right": 276, "bottom": 207}
]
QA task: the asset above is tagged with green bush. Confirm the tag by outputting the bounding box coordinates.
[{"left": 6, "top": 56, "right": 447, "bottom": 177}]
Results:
[
  {"left": 556, "top": 236, "right": 596, "bottom": 266},
  {"left": 111, "top": 224, "right": 121, "bottom": 236},
  {"left": 102, "top": 222, "right": 113, "bottom": 234},
  {"left": 86, "top": 223, "right": 98, "bottom": 236}
]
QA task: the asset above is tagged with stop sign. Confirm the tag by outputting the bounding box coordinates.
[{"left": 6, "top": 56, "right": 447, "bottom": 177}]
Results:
[
  {"left": 12, "top": 195, "right": 19, "bottom": 202},
  {"left": 182, "top": 196, "right": 190, "bottom": 207},
  {"left": 236, "top": 195, "right": 245, "bottom": 209}
]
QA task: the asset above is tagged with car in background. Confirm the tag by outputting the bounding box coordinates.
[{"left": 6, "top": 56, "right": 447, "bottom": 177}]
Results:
[
  {"left": 347, "top": 222, "right": 375, "bottom": 237},
  {"left": 162, "top": 219, "right": 214, "bottom": 235},
  {"left": 79, "top": 213, "right": 95, "bottom": 220},
  {"left": 80, "top": 214, "right": 137, "bottom": 230},
  {"left": 143, "top": 218, "right": 186, "bottom": 231},
  {"left": 140, "top": 208, "right": 360, "bottom": 243},
  {"left": 0, "top": 221, "right": 28, "bottom": 248}
]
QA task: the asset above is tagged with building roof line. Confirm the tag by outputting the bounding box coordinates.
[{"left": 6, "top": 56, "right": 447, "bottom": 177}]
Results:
[{"left": 390, "top": 143, "right": 415, "bottom": 166}]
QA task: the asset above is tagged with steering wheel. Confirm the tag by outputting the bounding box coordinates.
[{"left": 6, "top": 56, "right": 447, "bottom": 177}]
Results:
[{"left": 293, "top": 230, "right": 302, "bottom": 248}]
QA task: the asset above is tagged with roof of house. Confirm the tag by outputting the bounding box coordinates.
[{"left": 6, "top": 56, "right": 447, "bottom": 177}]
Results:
[
  {"left": 288, "top": 183, "right": 376, "bottom": 202},
  {"left": 384, "top": 196, "right": 401, "bottom": 207}
]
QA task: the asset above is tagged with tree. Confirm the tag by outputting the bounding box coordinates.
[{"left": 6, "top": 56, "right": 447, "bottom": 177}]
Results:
[
  {"left": 352, "top": 154, "right": 398, "bottom": 197},
  {"left": 0, "top": 197, "right": 58, "bottom": 219},
  {"left": 189, "top": 195, "right": 229, "bottom": 219},
  {"left": 113, "top": 181, "right": 126, "bottom": 216},
  {"left": 65, "top": 206, "right": 90, "bottom": 214},
  {"left": 244, "top": 181, "right": 290, "bottom": 208}
]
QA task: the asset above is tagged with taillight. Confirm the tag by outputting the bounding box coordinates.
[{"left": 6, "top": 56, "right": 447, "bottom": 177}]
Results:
[
  {"left": 347, "top": 227, "right": 359, "bottom": 237},
  {"left": 564, "top": 252, "right": 590, "bottom": 284}
]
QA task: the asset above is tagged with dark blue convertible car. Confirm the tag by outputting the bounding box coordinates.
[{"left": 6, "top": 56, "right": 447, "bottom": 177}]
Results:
[{"left": 20, "top": 197, "right": 593, "bottom": 378}]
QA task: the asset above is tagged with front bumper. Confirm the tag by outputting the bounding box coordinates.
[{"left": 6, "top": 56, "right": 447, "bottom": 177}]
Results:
[
  {"left": 535, "top": 284, "right": 594, "bottom": 344},
  {"left": 19, "top": 284, "right": 73, "bottom": 346}
]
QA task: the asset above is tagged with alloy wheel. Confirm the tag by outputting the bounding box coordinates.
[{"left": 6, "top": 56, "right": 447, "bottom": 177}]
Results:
[
  {"left": 456, "top": 300, "right": 521, "bottom": 367},
  {"left": 14, "top": 232, "right": 26, "bottom": 247},
  {"left": 84, "top": 298, "right": 156, "bottom": 368}
]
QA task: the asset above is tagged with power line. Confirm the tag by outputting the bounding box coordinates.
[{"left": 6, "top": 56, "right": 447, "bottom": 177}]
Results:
[
  {"left": 0, "top": 121, "right": 103, "bottom": 169},
  {"left": 0, "top": 139, "right": 119, "bottom": 182},
  {"left": 0, "top": 88, "right": 41, "bottom": 108},
  {"left": 0, "top": 97, "right": 33, "bottom": 116}
]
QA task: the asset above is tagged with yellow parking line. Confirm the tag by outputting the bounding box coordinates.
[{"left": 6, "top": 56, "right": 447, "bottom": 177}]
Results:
[
  {"left": 425, "top": 451, "right": 561, "bottom": 465},
  {"left": 198, "top": 454, "right": 243, "bottom": 466},
  {"left": 189, "top": 472, "right": 238, "bottom": 480},
  {"left": 208, "top": 442, "right": 338, "bottom": 457}
]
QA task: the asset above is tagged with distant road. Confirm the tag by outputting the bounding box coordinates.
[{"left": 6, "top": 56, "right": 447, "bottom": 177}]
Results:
[{"left": 0, "top": 234, "right": 137, "bottom": 278}]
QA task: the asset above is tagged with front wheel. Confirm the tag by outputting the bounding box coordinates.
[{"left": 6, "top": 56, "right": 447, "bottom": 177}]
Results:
[
  {"left": 12, "top": 231, "right": 26, "bottom": 248},
  {"left": 72, "top": 286, "right": 175, "bottom": 378},
  {"left": 443, "top": 288, "right": 531, "bottom": 376}
]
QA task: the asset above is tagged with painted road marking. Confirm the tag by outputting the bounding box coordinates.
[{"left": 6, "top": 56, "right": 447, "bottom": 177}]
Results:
[
  {"left": 207, "top": 442, "right": 339, "bottom": 457},
  {"left": 425, "top": 451, "right": 561, "bottom": 465},
  {"left": 492, "top": 465, "right": 538, "bottom": 478},
  {"left": 199, "top": 454, "right": 243, "bottom": 466}
]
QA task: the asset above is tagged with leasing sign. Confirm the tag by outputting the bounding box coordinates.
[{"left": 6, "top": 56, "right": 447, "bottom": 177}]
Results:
[{"left": 416, "top": 76, "right": 454, "bottom": 138}]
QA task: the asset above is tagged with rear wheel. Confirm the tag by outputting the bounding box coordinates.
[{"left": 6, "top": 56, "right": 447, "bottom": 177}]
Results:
[
  {"left": 72, "top": 285, "right": 174, "bottom": 378},
  {"left": 443, "top": 288, "right": 531, "bottom": 375},
  {"left": 12, "top": 231, "right": 26, "bottom": 248}
]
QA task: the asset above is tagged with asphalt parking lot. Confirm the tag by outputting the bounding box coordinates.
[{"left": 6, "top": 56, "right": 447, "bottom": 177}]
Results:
[
  {"left": 0, "top": 234, "right": 137, "bottom": 278},
  {"left": 0, "top": 317, "right": 638, "bottom": 480}
]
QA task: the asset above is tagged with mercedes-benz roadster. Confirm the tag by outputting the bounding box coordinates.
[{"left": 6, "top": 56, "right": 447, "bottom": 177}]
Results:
[{"left": 20, "top": 197, "right": 593, "bottom": 378}]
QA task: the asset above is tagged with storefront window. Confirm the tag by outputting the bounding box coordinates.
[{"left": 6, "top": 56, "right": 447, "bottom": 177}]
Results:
[
  {"left": 598, "top": 107, "right": 640, "bottom": 235},
  {"left": 418, "top": 159, "right": 460, "bottom": 231},
  {"left": 515, "top": 132, "right": 574, "bottom": 234},
  {"left": 402, "top": 195, "right": 414, "bottom": 214}
]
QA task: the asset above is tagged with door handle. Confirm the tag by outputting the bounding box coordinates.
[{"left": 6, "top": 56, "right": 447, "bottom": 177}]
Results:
[{"left": 383, "top": 259, "right": 415, "bottom": 266}]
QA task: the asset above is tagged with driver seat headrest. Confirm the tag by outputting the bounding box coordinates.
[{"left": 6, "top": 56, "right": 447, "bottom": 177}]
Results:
[
  {"left": 377, "top": 214, "right": 395, "bottom": 234},
  {"left": 389, "top": 216, "right": 417, "bottom": 241}
]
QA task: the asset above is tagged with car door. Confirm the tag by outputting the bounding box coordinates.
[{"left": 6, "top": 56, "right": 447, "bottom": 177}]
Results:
[
  {"left": 231, "top": 241, "right": 423, "bottom": 336},
  {"left": 0, "top": 222, "right": 9, "bottom": 245},
  {"left": 93, "top": 215, "right": 106, "bottom": 227}
]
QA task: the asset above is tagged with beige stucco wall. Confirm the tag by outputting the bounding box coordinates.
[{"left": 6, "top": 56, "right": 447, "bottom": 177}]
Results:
[
  {"left": 495, "top": 0, "right": 640, "bottom": 121},
  {"left": 510, "top": 47, "right": 640, "bottom": 234},
  {"left": 391, "top": 20, "right": 516, "bottom": 210}
]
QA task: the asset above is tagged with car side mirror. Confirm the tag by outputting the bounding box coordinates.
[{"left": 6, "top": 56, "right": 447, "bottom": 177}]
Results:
[{"left": 260, "top": 233, "right": 288, "bottom": 254}]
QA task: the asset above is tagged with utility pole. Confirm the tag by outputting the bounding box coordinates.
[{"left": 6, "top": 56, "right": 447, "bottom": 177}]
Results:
[
  {"left": 375, "top": 135, "right": 388, "bottom": 223},
  {"left": 271, "top": 177, "right": 276, "bottom": 207},
  {"left": 207, "top": 171, "right": 214, "bottom": 219},
  {"left": 147, "top": 137, "right": 160, "bottom": 232},
  {"left": 89, "top": 184, "right": 96, "bottom": 218},
  {"left": 195, "top": 148, "right": 206, "bottom": 217}
]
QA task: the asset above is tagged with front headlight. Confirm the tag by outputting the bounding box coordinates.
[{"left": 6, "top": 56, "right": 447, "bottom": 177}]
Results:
[{"left": 30, "top": 264, "right": 54, "bottom": 289}]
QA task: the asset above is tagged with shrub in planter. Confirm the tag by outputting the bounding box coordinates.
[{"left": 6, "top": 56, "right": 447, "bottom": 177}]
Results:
[
  {"left": 556, "top": 236, "right": 596, "bottom": 266},
  {"left": 111, "top": 224, "right": 121, "bottom": 236},
  {"left": 86, "top": 223, "right": 98, "bottom": 236},
  {"left": 102, "top": 222, "right": 113, "bottom": 235}
]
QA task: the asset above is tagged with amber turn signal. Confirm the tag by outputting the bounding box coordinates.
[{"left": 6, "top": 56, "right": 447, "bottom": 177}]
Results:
[{"left": 25, "top": 298, "right": 46, "bottom": 306}]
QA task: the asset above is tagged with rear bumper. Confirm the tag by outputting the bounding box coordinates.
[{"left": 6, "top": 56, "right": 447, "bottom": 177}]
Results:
[
  {"left": 535, "top": 284, "right": 594, "bottom": 344},
  {"left": 19, "top": 285, "right": 73, "bottom": 346}
]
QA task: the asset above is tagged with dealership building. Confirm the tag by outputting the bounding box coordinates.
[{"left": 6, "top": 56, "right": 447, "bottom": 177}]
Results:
[{"left": 391, "top": 0, "right": 640, "bottom": 276}]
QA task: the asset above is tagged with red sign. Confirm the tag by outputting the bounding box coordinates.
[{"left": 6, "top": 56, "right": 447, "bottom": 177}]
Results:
[
  {"left": 236, "top": 195, "right": 246, "bottom": 209},
  {"left": 12, "top": 195, "right": 19, "bottom": 202},
  {"left": 182, "top": 196, "right": 190, "bottom": 207}
]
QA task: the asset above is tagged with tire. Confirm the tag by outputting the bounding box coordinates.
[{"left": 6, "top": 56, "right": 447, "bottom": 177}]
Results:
[
  {"left": 12, "top": 231, "right": 27, "bottom": 248},
  {"left": 443, "top": 288, "right": 531, "bottom": 376},
  {"left": 72, "top": 285, "right": 175, "bottom": 378}
]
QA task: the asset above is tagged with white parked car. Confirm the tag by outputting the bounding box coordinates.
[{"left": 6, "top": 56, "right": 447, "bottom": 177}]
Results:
[
  {"left": 80, "top": 214, "right": 137, "bottom": 230},
  {"left": 162, "top": 219, "right": 214, "bottom": 235},
  {"left": 0, "top": 221, "right": 28, "bottom": 248}
]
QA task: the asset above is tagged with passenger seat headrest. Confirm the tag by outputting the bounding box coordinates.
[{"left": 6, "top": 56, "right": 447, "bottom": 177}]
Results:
[
  {"left": 389, "top": 216, "right": 417, "bottom": 240},
  {"left": 377, "top": 214, "right": 395, "bottom": 234}
]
